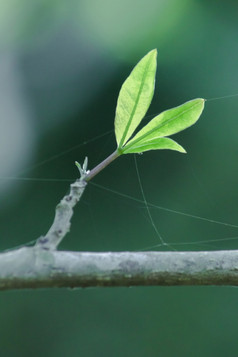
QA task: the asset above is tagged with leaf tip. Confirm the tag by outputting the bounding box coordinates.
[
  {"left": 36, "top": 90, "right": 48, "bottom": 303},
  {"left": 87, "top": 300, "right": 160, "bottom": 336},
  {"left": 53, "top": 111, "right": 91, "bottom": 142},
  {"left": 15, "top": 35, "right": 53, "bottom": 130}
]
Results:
[
  {"left": 149, "top": 48, "right": 158, "bottom": 58},
  {"left": 175, "top": 144, "right": 187, "bottom": 154},
  {"left": 196, "top": 97, "right": 205, "bottom": 107}
]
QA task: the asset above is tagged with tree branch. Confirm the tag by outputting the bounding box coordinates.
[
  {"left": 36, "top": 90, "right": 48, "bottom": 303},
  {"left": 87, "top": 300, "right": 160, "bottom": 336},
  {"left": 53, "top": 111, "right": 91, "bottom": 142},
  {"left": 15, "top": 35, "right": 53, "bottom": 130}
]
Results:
[
  {"left": 0, "top": 248, "right": 238, "bottom": 290},
  {"left": 36, "top": 159, "right": 88, "bottom": 250},
  {"left": 3, "top": 157, "right": 237, "bottom": 291}
]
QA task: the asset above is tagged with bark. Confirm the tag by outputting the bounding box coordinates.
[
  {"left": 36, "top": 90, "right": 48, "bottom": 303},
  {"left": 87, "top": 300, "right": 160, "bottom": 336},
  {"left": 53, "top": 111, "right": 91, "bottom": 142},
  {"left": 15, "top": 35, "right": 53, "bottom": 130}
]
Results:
[{"left": 0, "top": 248, "right": 238, "bottom": 290}]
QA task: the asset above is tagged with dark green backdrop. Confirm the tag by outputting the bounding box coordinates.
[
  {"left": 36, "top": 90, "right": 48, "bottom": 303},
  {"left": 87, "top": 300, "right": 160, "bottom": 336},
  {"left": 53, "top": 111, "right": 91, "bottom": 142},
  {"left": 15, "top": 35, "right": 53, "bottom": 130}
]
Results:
[{"left": 1, "top": 1, "right": 238, "bottom": 356}]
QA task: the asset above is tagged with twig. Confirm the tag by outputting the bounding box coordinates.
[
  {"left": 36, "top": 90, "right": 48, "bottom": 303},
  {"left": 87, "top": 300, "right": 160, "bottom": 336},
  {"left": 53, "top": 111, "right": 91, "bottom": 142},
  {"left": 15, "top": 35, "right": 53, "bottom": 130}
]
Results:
[
  {"left": 0, "top": 249, "right": 238, "bottom": 290},
  {"left": 35, "top": 158, "right": 88, "bottom": 250}
]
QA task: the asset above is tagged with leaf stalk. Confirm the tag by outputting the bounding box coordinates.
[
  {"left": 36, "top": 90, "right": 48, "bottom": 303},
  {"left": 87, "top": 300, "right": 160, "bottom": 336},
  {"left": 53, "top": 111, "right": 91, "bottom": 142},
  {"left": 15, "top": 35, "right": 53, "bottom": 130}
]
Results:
[{"left": 84, "top": 150, "right": 120, "bottom": 182}]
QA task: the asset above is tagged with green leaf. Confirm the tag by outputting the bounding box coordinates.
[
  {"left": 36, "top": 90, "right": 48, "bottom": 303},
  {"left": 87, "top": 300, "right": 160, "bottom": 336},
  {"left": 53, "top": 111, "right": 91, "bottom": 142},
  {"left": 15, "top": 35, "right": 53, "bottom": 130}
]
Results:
[
  {"left": 122, "top": 137, "right": 186, "bottom": 154},
  {"left": 122, "top": 98, "right": 204, "bottom": 153},
  {"left": 114, "top": 49, "right": 157, "bottom": 148}
]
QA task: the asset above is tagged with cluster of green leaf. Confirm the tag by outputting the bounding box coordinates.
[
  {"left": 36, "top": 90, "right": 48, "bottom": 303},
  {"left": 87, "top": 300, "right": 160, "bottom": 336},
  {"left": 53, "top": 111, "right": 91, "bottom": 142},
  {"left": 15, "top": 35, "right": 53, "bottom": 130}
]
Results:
[{"left": 114, "top": 49, "right": 205, "bottom": 155}]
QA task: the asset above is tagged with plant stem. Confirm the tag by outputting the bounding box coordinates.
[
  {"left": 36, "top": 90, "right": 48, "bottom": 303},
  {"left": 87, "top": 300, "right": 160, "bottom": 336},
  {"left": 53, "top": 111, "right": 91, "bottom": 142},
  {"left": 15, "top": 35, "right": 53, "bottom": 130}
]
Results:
[
  {"left": 1, "top": 249, "right": 238, "bottom": 290},
  {"left": 35, "top": 151, "right": 120, "bottom": 251},
  {"left": 85, "top": 150, "right": 120, "bottom": 182},
  {"left": 36, "top": 179, "right": 87, "bottom": 250}
]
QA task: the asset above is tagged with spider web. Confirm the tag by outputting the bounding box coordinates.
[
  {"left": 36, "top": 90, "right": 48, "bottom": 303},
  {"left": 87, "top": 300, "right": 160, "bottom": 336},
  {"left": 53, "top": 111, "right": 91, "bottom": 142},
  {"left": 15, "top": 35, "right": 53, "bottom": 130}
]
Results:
[{"left": 1, "top": 95, "right": 238, "bottom": 253}]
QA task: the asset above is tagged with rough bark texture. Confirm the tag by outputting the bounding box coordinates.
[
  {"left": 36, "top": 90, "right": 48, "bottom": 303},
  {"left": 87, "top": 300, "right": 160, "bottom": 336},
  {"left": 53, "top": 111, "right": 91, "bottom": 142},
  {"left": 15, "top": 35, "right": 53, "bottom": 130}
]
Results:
[
  {"left": 1, "top": 248, "right": 238, "bottom": 290},
  {"left": 36, "top": 179, "right": 87, "bottom": 250}
]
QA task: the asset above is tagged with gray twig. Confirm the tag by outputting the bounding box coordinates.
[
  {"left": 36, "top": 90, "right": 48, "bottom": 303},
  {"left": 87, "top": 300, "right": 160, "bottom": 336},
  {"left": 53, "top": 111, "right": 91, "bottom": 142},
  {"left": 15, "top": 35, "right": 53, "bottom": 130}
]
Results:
[
  {"left": 0, "top": 249, "right": 238, "bottom": 290},
  {"left": 36, "top": 158, "right": 88, "bottom": 250}
]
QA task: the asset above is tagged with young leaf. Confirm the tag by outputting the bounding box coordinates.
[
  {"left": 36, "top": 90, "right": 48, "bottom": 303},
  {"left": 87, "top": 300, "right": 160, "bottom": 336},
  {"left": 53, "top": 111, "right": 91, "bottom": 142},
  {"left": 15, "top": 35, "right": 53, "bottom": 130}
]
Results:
[
  {"left": 114, "top": 49, "right": 157, "bottom": 149},
  {"left": 122, "top": 98, "right": 204, "bottom": 153},
  {"left": 122, "top": 137, "right": 186, "bottom": 154}
]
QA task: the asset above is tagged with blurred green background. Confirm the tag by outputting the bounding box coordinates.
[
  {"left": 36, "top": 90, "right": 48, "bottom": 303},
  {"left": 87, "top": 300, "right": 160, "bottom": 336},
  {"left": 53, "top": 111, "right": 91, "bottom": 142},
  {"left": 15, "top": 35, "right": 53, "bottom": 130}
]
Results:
[{"left": 1, "top": 0, "right": 238, "bottom": 356}]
